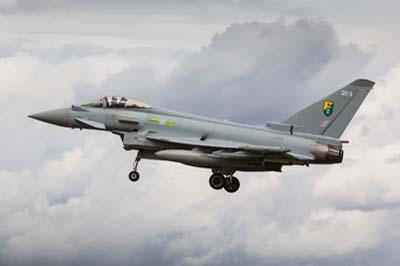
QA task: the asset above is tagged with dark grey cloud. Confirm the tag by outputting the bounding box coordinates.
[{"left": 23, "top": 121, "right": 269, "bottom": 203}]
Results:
[
  {"left": 163, "top": 19, "right": 341, "bottom": 122},
  {"left": 95, "top": 18, "right": 371, "bottom": 124}
]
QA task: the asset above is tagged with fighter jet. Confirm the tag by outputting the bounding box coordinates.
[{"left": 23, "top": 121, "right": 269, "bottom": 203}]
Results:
[{"left": 29, "top": 79, "right": 374, "bottom": 193}]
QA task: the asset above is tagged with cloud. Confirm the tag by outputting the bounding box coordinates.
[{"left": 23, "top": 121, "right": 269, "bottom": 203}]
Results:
[
  {"left": 0, "top": 14, "right": 400, "bottom": 266},
  {"left": 105, "top": 18, "right": 371, "bottom": 124},
  {"left": 313, "top": 63, "right": 400, "bottom": 212},
  {"left": 0, "top": 0, "right": 292, "bottom": 15},
  {"left": 0, "top": 50, "right": 131, "bottom": 171}
]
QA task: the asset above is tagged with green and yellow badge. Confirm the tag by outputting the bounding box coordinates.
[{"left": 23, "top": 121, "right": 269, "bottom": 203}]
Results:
[
  {"left": 150, "top": 118, "right": 160, "bottom": 124},
  {"left": 323, "top": 101, "right": 334, "bottom": 117},
  {"left": 149, "top": 118, "right": 176, "bottom": 127},
  {"left": 164, "top": 120, "right": 175, "bottom": 127}
]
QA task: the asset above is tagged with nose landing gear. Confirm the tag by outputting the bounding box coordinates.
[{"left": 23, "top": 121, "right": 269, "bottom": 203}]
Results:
[{"left": 128, "top": 155, "right": 141, "bottom": 182}]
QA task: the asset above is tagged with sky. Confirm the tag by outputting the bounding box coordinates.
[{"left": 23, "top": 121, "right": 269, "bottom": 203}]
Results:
[{"left": 1, "top": 0, "right": 400, "bottom": 265}]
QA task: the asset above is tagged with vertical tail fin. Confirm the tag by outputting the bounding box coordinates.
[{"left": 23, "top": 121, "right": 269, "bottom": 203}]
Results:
[{"left": 283, "top": 79, "right": 375, "bottom": 138}]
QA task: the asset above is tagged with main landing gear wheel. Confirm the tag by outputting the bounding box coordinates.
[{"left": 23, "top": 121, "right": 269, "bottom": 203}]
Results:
[
  {"left": 128, "top": 171, "right": 140, "bottom": 182},
  {"left": 209, "top": 169, "right": 240, "bottom": 193},
  {"left": 224, "top": 176, "right": 240, "bottom": 193},
  {"left": 209, "top": 173, "right": 225, "bottom": 190},
  {"left": 129, "top": 154, "right": 141, "bottom": 182}
]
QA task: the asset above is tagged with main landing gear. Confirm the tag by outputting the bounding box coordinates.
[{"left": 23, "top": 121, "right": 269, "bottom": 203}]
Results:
[
  {"left": 128, "top": 155, "right": 141, "bottom": 182},
  {"left": 209, "top": 170, "right": 240, "bottom": 193}
]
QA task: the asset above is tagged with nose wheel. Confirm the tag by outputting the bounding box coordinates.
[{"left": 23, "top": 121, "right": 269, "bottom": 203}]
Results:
[
  {"left": 128, "top": 155, "right": 141, "bottom": 182},
  {"left": 209, "top": 171, "right": 240, "bottom": 193},
  {"left": 128, "top": 170, "right": 140, "bottom": 182}
]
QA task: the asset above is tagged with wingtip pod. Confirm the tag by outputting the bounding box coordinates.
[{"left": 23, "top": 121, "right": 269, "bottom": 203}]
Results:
[{"left": 350, "top": 79, "right": 375, "bottom": 88}]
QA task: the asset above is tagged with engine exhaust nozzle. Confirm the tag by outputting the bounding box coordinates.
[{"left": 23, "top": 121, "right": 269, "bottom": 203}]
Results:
[{"left": 312, "top": 143, "right": 343, "bottom": 163}]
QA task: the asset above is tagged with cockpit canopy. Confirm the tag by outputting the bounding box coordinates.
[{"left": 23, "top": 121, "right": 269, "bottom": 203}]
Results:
[{"left": 82, "top": 96, "right": 152, "bottom": 109}]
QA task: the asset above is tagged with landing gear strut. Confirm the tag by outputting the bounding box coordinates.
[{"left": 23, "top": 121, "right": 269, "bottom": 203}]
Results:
[
  {"left": 209, "top": 170, "right": 240, "bottom": 193},
  {"left": 128, "top": 155, "right": 141, "bottom": 182}
]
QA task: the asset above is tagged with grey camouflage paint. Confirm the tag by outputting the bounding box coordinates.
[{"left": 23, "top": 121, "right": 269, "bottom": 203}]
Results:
[{"left": 29, "top": 79, "right": 374, "bottom": 190}]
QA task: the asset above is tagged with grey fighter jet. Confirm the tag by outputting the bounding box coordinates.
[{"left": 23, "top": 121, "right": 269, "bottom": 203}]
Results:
[{"left": 29, "top": 79, "right": 374, "bottom": 193}]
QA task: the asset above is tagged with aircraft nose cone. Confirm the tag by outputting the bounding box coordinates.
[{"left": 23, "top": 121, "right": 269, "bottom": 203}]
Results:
[{"left": 28, "top": 108, "right": 71, "bottom": 127}]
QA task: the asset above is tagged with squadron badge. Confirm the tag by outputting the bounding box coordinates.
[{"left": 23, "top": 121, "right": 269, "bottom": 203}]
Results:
[{"left": 323, "top": 101, "right": 334, "bottom": 117}]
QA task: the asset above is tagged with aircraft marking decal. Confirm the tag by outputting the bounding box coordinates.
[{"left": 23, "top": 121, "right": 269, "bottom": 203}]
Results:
[
  {"left": 164, "top": 120, "right": 176, "bottom": 127},
  {"left": 323, "top": 101, "right": 334, "bottom": 117},
  {"left": 320, "top": 119, "right": 331, "bottom": 128},
  {"left": 341, "top": 90, "right": 353, "bottom": 97},
  {"left": 150, "top": 118, "right": 175, "bottom": 127},
  {"left": 150, "top": 118, "right": 160, "bottom": 124}
]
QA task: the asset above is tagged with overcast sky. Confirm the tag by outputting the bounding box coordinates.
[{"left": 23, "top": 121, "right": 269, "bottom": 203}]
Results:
[{"left": 1, "top": 1, "right": 400, "bottom": 265}]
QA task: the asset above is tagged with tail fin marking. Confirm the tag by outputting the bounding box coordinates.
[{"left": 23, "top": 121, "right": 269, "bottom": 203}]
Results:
[{"left": 283, "top": 79, "right": 374, "bottom": 138}]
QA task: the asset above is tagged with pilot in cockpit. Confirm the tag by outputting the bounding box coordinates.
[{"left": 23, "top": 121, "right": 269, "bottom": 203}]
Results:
[{"left": 82, "top": 96, "right": 152, "bottom": 109}]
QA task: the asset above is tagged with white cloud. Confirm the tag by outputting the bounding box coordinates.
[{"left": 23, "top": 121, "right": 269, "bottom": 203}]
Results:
[
  {"left": 244, "top": 208, "right": 392, "bottom": 258},
  {"left": 0, "top": 50, "right": 132, "bottom": 171},
  {"left": 313, "top": 63, "right": 400, "bottom": 211}
]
